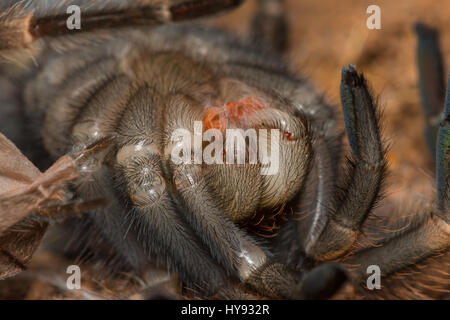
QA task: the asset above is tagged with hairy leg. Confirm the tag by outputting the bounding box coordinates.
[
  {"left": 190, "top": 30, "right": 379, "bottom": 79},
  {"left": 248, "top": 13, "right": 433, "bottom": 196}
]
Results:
[
  {"left": 251, "top": 0, "right": 287, "bottom": 54},
  {"left": 112, "top": 86, "right": 229, "bottom": 294},
  {"left": 303, "top": 65, "right": 387, "bottom": 261},
  {"left": 0, "top": 0, "right": 244, "bottom": 51},
  {"left": 279, "top": 134, "right": 338, "bottom": 269},
  {"left": 437, "top": 73, "right": 449, "bottom": 217},
  {"left": 343, "top": 214, "right": 449, "bottom": 292},
  {"left": 415, "top": 23, "right": 446, "bottom": 157},
  {"left": 116, "top": 152, "right": 229, "bottom": 293},
  {"left": 341, "top": 72, "right": 450, "bottom": 297}
]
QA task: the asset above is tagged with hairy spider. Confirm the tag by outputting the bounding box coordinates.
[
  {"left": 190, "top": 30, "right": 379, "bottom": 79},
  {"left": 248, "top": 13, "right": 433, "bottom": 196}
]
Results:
[{"left": 0, "top": 0, "right": 448, "bottom": 299}]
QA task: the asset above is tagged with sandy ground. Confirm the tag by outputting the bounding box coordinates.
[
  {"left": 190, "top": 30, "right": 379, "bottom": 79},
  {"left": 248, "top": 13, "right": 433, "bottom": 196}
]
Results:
[{"left": 216, "top": 0, "right": 450, "bottom": 209}]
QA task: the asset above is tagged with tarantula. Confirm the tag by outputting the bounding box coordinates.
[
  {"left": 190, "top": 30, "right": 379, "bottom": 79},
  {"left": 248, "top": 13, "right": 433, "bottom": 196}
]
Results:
[{"left": 0, "top": 0, "right": 448, "bottom": 299}]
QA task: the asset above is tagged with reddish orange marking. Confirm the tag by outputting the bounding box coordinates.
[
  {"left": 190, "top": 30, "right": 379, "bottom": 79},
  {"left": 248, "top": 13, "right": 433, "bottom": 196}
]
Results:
[
  {"left": 203, "top": 106, "right": 228, "bottom": 132},
  {"left": 203, "top": 96, "right": 267, "bottom": 132},
  {"left": 283, "top": 131, "right": 295, "bottom": 141}
]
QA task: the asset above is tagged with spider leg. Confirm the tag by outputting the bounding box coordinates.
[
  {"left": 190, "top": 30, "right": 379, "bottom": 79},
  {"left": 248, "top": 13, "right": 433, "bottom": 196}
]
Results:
[
  {"left": 247, "top": 261, "right": 347, "bottom": 299},
  {"left": 342, "top": 213, "right": 449, "bottom": 295},
  {"left": 342, "top": 73, "right": 450, "bottom": 296},
  {"left": 55, "top": 83, "right": 228, "bottom": 293},
  {"left": 0, "top": 0, "right": 244, "bottom": 51},
  {"left": 437, "top": 73, "right": 450, "bottom": 216},
  {"left": 251, "top": 0, "right": 287, "bottom": 54},
  {"left": 304, "top": 65, "right": 387, "bottom": 261},
  {"left": 280, "top": 134, "right": 336, "bottom": 268},
  {"left": 171, "top": 161, "right": 348, "bottom": 298},
  {"left": 415, "top": 23, "right": 446, "bottom": 157},
  {"left": 108, "top": 87, "right": 229, "bottom": 294},
  {"left": 116, "top": 151, "right": 229, "bottom": 293}
]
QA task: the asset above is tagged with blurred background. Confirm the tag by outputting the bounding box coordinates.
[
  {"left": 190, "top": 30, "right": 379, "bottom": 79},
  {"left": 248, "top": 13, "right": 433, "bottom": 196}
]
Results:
[{"left": 216, "top": 0, "right": 450, "bottom": 212}]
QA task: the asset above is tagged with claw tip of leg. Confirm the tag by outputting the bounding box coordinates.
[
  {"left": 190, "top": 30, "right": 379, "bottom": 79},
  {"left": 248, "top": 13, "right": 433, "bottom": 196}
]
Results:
[
  {"left": 414, "top": 22, "right": 437, "bottom": 38},
  {"left": 341, "top": 64, "right": 364, "bottom": 87}
]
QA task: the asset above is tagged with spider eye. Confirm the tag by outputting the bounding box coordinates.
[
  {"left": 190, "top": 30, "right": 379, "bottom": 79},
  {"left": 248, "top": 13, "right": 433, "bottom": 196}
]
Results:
[{"left": 283, "top": 131, "right": 296, "bottom": 141}]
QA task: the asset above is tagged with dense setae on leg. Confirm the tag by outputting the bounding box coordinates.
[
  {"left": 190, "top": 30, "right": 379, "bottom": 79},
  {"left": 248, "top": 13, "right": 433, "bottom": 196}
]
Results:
[
  {"left": 0, "top": 0, "right": 245, "bottom": 51},
  {"left": 304, "top": 65, "right": 387, "bottom": 261},
  {"left": 251, "top": 0, "right": 287, "bottom": 55},
  {"left": 341, "top": 69, "right": 450, "bottom": 296},
  {"left": 415, "top": 23, "right": 446, "bottom": 157},
  {"left": 436, "top": 73, "right": 450, "bottom": 217},
  {"left": 112, "top": 87, "right": 229, "bottom": 294}
]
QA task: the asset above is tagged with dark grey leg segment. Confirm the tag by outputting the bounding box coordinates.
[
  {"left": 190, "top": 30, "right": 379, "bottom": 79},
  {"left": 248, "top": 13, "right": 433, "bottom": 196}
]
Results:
[
  {"left": 305, "top": 65, "right": 387, "bottom": 261},
  {"left": 251, "top": 0, "right": 287, "bottom": 54},
  {"left": 415, "top": 23, "right": 446, "bottom": 156},
  {"left": 436, "top": 73, "right": 449, "bottom": 218}
]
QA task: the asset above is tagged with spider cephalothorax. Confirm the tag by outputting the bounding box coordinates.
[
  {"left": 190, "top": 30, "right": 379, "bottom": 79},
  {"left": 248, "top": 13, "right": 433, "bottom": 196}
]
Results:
[{"left": 0, "top": 0, "right": 448, "bottom": 300}]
